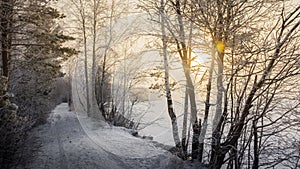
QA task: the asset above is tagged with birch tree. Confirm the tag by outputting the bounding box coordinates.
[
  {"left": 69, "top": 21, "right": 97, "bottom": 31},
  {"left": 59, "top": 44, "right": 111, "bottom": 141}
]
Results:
[
  {"left": 68, "top": 0, "right": 108, "bottom": 118},
  {"left": 69, "top": 0, "right": 92, "bottom": 116},
  {"left": 167, "top": 0, "right": 200, "bottom": 159},
  {"left": 160, "top": 0, "right": 181, "bottom": 149}
]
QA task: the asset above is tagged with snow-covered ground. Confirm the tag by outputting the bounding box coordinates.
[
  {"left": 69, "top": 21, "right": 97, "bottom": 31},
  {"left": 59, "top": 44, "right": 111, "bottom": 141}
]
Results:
[
  {"left": 135, "top": 99, "right": 172, "bottom": 145},
  {"left": 18, "top": 103, "right": 201, "bottom": 169},
  {"left": 136, "top": 96, "right": 206, "bottom": 147},
  {"left": 137, "top": 99, "right": 183, "bottom": 146}
]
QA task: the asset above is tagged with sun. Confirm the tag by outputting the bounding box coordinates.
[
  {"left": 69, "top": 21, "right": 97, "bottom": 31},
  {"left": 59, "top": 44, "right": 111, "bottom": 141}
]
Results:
[{"left": 216, "top": 41, "right": 225, "bottom": 53}]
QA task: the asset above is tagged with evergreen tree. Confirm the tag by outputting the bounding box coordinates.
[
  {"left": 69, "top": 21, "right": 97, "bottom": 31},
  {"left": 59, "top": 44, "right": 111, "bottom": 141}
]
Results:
[{"left": 0, "top": 0, "right": 76, "bottom": 167}]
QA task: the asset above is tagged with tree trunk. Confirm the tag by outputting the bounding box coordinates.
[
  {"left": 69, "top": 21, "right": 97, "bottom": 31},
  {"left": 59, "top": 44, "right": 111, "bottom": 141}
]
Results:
[
  {"left": 173, "top": 0, "right": 198, "bottom": 157},
  {"left": 91, "top": 0, "right": 98, "bottom": 118},
  {"left": 192, "top": 118, "right": 201, "bottom": 160},
  {"left": 210, "top": 152, "right": 226, "bottom": 169},
  {"left": 183, "top": 63, "right": 199, "bottom": 159},
  {"left": 99, "top": 0, "right": 114, "bottom": 118},
  {"left": 181, "top": 88, "right": 188, "bottom": 158},
  {"left": 252, "top": 120, "right": 259, "bottom": 169},
  {"left": 99, "top": 52, "right": 107, "bottom": 115},
  {"left": 211, "top": 41, "right": 225, "bottom": 167},
  {"left": 199, "top": 48, "right": 215, "bottom": 162},
  {"left": 212, "top": 49, "right": 224, "bottom": 131},
  {"left": 160, "top": 0, "right": 181, "bottom": 148},
  {"left": 80, "top": 2, "right": 91, "bottom": 116},
  {"left": 1, "top": 0, "right": 13, "bottom": 78}
]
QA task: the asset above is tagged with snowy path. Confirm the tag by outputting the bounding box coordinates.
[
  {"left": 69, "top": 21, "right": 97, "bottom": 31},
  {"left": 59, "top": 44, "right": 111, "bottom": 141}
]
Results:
[{"left": 20, "top": 103, "right": 186, "bottom": 169}]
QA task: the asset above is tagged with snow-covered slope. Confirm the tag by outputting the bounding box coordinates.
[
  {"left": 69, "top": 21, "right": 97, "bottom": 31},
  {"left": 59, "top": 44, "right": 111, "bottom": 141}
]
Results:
[{"left": 19, "top": 103, "right": 195, "bottom": 169}]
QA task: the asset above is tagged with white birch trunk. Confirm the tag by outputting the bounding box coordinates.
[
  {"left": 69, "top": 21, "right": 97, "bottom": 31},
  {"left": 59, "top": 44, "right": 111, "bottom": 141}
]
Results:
[
  {"left": 160, "top": 0, "right": 181, "bottom": 147},
  {"left": 80, "top": 1, "right": 91, "bottom": 116},
  {"left": 198, "top": 47, "right": 215, "bottom": 161}
]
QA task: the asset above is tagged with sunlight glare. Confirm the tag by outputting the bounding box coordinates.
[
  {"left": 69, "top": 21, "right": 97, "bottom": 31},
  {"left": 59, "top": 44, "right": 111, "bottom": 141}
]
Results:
[{"left": 216, "top": 41, "right": 225, "bottom": 53}]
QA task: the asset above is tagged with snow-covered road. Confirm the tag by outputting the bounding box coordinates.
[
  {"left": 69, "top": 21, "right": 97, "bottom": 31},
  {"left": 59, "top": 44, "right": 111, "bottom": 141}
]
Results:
[{"left": 19, "top": 103, "right": 186, "bottom": 169}]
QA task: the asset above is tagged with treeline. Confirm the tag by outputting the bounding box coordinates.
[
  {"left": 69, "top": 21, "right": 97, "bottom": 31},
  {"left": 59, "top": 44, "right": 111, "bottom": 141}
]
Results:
[
  {"left": 65, "top": 0, "right": 145, "bottom": 130},
  {"left": 0, "top": 0, "right": 76, "bottom": 168}
]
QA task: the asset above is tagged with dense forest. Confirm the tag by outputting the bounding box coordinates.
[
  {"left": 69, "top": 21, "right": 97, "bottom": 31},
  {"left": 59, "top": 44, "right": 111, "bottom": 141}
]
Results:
[{"left": 0, "top": 0, "right": 299, "bottom": 169}]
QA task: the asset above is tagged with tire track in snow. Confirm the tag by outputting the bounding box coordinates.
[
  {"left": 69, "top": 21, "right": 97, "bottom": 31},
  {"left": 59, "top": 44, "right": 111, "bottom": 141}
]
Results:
[
  {"left": 22, "top": 104, "right": 128, "bottom": 169},
  {"left": 54, "top": 119, "right": 68, "bottom": 169},
  {"left": 20, "top": 103, "right": 186, "bottom": 169},
  {"left": 52, "top": 107, "right": 128, "bottom": 169}
]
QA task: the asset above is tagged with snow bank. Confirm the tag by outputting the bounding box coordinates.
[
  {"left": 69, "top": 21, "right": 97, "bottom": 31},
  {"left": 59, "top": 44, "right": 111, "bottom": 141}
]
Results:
[{"left": 76, "top": 112, "right": 168, "bottom": 158}]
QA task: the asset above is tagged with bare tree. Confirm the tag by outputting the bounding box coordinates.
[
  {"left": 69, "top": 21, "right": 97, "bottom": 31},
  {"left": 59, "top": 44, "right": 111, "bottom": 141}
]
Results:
[
  {"left": 167, "top": 0, "right": 200, "bottom": 159},
  {"left": 69, "top": 0, "right": 92, "bottom": 116},
  {"left": 160, "top": 0, "right": 181, "bottom": 149},
  {"left": 207, "top": 4, "right": 300, "bottom": 168}
]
